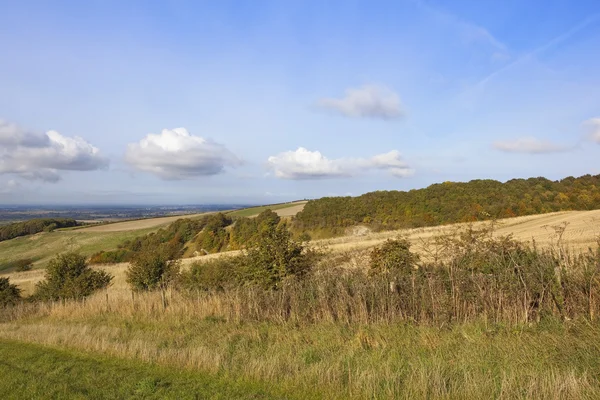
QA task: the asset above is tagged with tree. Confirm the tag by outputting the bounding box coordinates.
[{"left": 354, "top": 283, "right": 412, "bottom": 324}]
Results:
[
  {"left": 0, "top": 277, "right": 21, "bottom": 307},
  {"left": 243, "top": 223, "right": 312, "bottom": 289},
  {"left": 34, "top": 253, "right": 112, "bottom": 300},
  {"left": 369, "top": 238, "right": 419, "bottom": 276},
  {"left": 126, "top": 249, "right": 180, "bottom": 291}
]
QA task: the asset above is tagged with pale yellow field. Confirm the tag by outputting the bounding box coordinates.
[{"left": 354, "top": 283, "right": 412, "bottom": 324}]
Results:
[
  {"left": 77, "top": 212, "right": 212, "bottom": 232},
  {"left": 273, "top": 202, "right": 307, "bottom": 217},
  {"left": 318, "top": 209, "right": 600, "bottom": 254}
]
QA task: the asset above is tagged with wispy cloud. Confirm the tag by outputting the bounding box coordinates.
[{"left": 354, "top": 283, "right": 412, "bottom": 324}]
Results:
[
  {"left": 316, "top": 85, "right": 404, "bottom": 120},
  {"left": 493, "top": 137, "right": 574, "bottom": 154},
  {"left": 411, "top": 0, "right": 509, "bottom": 59},
  {"left": 583, "top": 118, "right": 600, "bottom": 143}
]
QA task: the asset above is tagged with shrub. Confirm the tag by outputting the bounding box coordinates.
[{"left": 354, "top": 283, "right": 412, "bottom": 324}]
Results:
[
  {"left": 0, "top": 258, "right": 34, "bottom": 272},
  {"left": 179, "top": 257, "right": 244, "bottom": 292},
  {"left": 89, "top": 249, "right": 135, "bottom": 264},
  {"left": 242, "top": 224, "right": 314, "bottom": 289},
  {"left": 0, "top": 277, "right": 21, "bottom": 307},
  {"left": 369, "top": 238, "right": 419, "bottom": 276},
  {"left": 126, "top": 250, "right": 180, "bottom": 291},
  {"left": 34, "top": 253, "right": 112, "bottom": 300}
]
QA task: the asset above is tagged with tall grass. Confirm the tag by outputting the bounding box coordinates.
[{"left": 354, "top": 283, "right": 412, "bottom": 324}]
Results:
[{"left": 2, "top": 227, "right": 600, "bottom": 398}]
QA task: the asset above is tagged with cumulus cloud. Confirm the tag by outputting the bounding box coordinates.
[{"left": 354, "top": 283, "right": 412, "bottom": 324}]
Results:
[
  {"left": 125, "top": 128, "right": 241, "bottom": 180},
  {"left": 317, "top": 85, "right": 404, "bottom": 119},
  {"left": 0, "top": 120, "right": 109, "bottom": 182},
  {"left": 267, "top": 147, "right": 413, "bottom": 180},
  {"left": 493, "top": 137, "right": 572, "bottom": 154},
  {"left": 584, "top": 118, "right": 600, "bottom": 143}
]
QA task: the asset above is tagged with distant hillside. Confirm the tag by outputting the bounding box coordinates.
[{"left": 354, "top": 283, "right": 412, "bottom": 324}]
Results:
[
  {"left": 0, "top": 218, "right": 78, "bottom": 242},
  {"left": 293, "top": 174, "right": 600, "bottom": 235}
]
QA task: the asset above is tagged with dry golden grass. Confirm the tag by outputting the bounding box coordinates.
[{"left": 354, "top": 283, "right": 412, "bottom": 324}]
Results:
[
  {"left": 273, "top": 202, "right": 307, "bottom": 217},
  {"left": 77, "top": 212, "right": 212, "bottom": 232},
  {"left": 319, "top": 210, "right": 600, "bottom": 254}
]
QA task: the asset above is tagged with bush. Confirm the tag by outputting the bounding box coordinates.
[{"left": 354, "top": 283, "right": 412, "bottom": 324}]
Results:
[
  {"left": 0, "top": 258, "right": 33, "bottom": 272},
  {"left": 369, "top": 238, "right": 419, "bottom": 276},
  {"left": 242, "top": 224, "right": 314, "bottom": 289},
  {"left": 179, "top": 257, "right": 244, "bottom": 292},
  {"left": 34, "top": 253, "right": 112, "bottom": 300},
  {"left": 89, "top": 249, "right": 135, "bottom": 264},
  {"left": 126, "top": 250, "right": 180, "bottom": 291},
  {"left": 0, "top": 277, "right": 21, "bottom": 307}
]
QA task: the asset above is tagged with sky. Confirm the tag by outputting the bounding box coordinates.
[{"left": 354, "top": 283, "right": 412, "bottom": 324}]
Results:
[{"left": 1, "top": 0, "right": 600, "bottom": 205}]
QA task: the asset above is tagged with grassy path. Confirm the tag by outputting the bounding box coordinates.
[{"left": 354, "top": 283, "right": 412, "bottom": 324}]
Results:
[{"left": 0, "top": 339, "right": 314, "bottom": 400}]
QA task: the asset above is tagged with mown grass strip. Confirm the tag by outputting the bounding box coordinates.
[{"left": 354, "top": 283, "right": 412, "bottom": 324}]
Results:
[{"left": 0, "top": 339, "right": 317, "bottom": 400}]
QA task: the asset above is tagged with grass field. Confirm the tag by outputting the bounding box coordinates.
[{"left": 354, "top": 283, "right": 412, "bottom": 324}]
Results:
[
  {"left": 0, "top": 227, "right": 161, "bottom": 274},
  {"left": 2, "top": 304, "right": 599, "bottom": 399},
  {"left": 3, "top": 209, "right": 600, "bottom": 398},
  {"left": 0, "top": 339, "right": 314, "bottom": 400},
  {"left": 226, "top": 201, "right": 307, "bottom": 218}
]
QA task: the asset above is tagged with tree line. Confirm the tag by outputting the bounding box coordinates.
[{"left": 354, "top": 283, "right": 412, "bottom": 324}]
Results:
[
  {"left": 0, "top": 218, "right": 78, "bottom": 242},
  {"left": 293, "top": 174, "right": 600, "bottom": 236}
]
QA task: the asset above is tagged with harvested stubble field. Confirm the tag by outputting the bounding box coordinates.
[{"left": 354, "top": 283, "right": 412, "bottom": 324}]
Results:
[
  {"left": 226, "top": 201, "right": 307, "bottom": 218},
  {"left": 76, "top": 212, "right": 211, "bottom": 232},
  {"left": 322, "top": 209, "right": 600, "bottom": 254}
]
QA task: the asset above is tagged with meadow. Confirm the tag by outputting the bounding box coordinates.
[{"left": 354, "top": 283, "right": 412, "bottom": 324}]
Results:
[{"left": 2, "top": 208, "right": 600, "bottom": 399}]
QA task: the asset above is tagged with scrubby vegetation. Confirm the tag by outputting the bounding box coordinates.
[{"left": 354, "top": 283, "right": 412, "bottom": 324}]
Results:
[
  {"left": 0, "top": 258, "right": 33, "bottom": 273},
  {"left": 34, "top": 252, "right": 112, "bottom": 301},
  {"left": 0, "top": 218, "right": 78, "bottom": 242},
  {"left": 0, "top": 278, "right": 21, "bottom": 307},
  {"left": 127, "top": 249, "right": 180, "bottom": 292},
  {"left": 89, "top": 217, "right": 207, "bottom": 264},
  {"left": 180, "top": 222, "right": 316, "bottom": 291},
  {"left": 90, "top": 209, "right": 288, "bottom": 264},
  {"left": 3, "top": 204, "right": 600, "bottom": 398},
  {"left": 294, "top": 174, "right": 600, "bottom": 235}
]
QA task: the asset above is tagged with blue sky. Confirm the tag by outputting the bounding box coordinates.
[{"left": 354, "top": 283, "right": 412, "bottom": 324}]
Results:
[{"left": 1, "top": 0, "right": 600, "bottom": 204}]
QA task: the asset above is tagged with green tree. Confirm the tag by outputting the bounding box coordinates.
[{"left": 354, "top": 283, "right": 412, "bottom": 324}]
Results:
[
  {"left": 126, "top": 250, "right": 180, "bottom": 291},
  {"left": 34, "top": 253, "right": 112, "bottom": 300},
  {"left": 243, "top": 224, "right": 312, "bottom": 289},
  {"left": 369, "top": 238, "right": 419, "bottom": 276},
  {"left": 0, "top": 277, "right": 21, "bottom": 307}
]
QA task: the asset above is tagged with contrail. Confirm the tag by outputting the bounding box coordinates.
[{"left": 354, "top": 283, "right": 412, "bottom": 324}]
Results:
[{"left": 475, "top": 13, "right": 600, "bottom": 89}]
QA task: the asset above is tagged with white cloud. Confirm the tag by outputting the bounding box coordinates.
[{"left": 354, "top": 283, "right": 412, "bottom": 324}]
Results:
[
  {"left": 267, "top": 147, "right": 413, "bottom": 180},
  {"left": 0, "top": 121, "right": 109, "bottom": 182},
  {"left": 584, "top": 118, "right": 600, "bottom": 143},
  {"left": 493, "top": 137, "right": 572, "bottom": 154},
  {"left": 125, "top": 128, "right": 241, "bottom": 180},
  {"left": 317, "top": 85, "right": 404, "bottom": 119}
]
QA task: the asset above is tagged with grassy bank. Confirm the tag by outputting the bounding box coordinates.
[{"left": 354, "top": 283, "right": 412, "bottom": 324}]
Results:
[
  {"left": 0, "top": 227, "right": 158, "bottom": 273},
  {"left": 2, "top": 300, "right": 600, "bottom": 399},
  {"left": 0, "top": 339, "right": 315, "bottom": 399}
]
